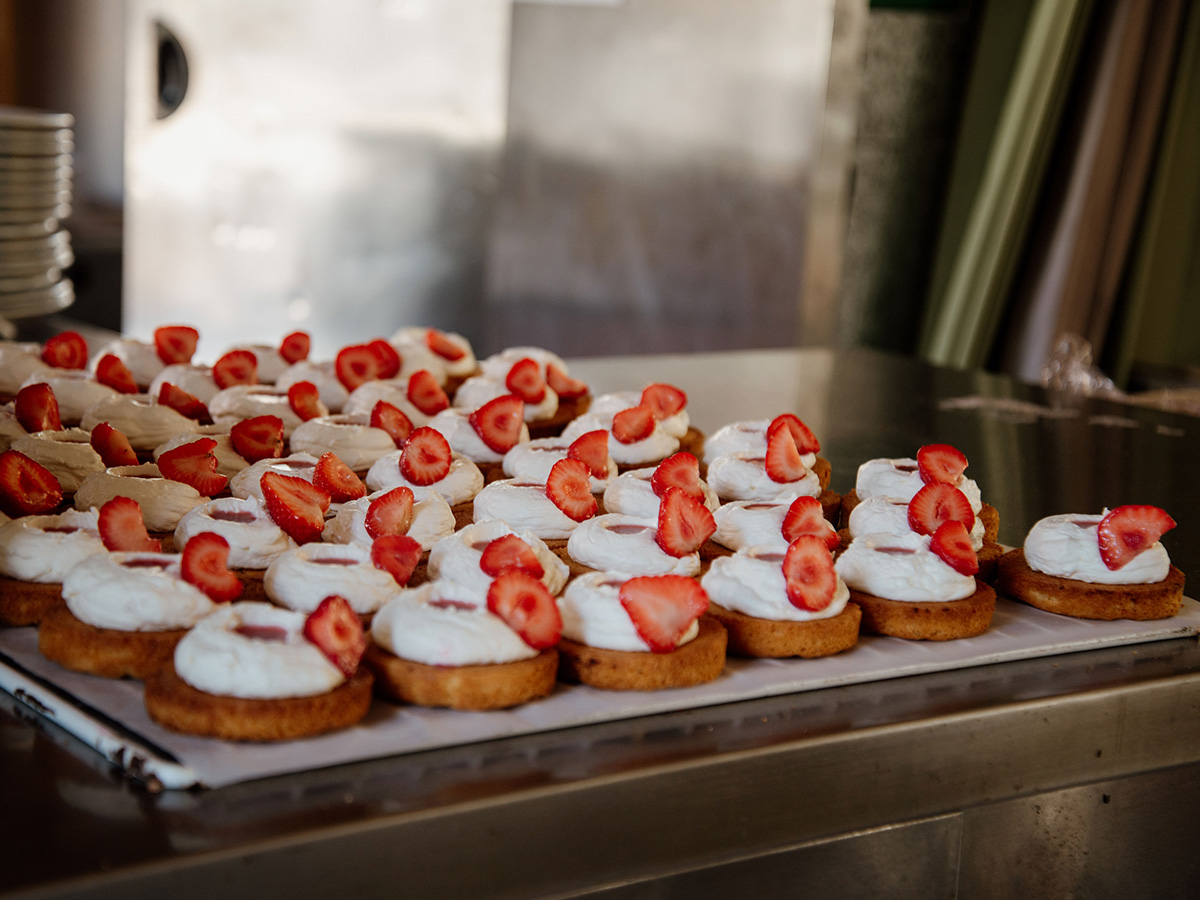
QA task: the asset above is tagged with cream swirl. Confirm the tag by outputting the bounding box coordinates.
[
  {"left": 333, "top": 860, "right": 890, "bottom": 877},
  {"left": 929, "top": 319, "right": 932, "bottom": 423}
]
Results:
[
  {"left": 706, "top": 452, "right": 821, "bottom": 502},
  {"left": 148, "top": 363, "right": 218, "bottom": 404},
  {"left": 854, "top": 458, "right": 983, "bottom": 513},
  {"left": 11, "top": 427, "right": 105, "bottom": 493},
  {"left": 558, "top": 572, "right": 700, "bottom": 651},
  {"left": 602, "top": 467, "right": 718, "bottom": 518},
  {"left": 229, "top": 344, "right": 289, "bottom": 384},
  {"left": 288, "top": 414, "right": 396, "bottom": 472},
  {"left": 711, "top": 500, "right": 814, "bottom": 552},
  {"left": 454, "top": 375, "right": 559, "bottom": 423},
  {"left": 364, "top": 451, "right": 483, "bottom": 505},
  {"left": 0, "top": 343, "right": 52, "bottom": 396},
  {"left": 702, "top": 419, "right": 816, "bottom": 468},
  {"left": 80, "top": 394, "right": 199, "bottom": 451},
  {"left": 472, "top": 480, "right": 586, "bottom": 540},
  {"left": 834, "top": 531, "right": 977, "bottom": 602},
  {"left": 323, "top": 490, "right": 454, "bottom": 551},
  {"left": 276, "top": 360, "right": 348, "bottom": 413},
  {"left": 566, "top": 514, "right": 700, "bottom": 577},
  {"left": 392, "top": 327, "right": 476, "bottom": 378},
  {"left": 342, "top": 379, "right": 432, "bottom": 424},
  {"left": 155, "top": 425, "right": 249, "bottom": 479},
  {"left": 91, "top": 338, "right": 163, "bottom": 388},
  {"left": 0, "top": 508, "right": 106, "bottom": 583},
  {"left": 264, "top": 541, "right": 400, "bottom": 615},
  {"left": 229, "top": 453, "right": 319, "bottom": 502},
  {"left": 562, "top": 412, "right": 678, "bottom": 466},
  {"left": 62, "top": 551, "right": 216, "bottom": 631},
  {"left": 427, "top": 520, "right": 570, "bottom": 597},
  {"left": 848, "top": 494, "right": 984, "bottom": 550},
  {"left": 427, "top": 409, "right": 530, "bottom": 464},
  {"left": 702, "top": 545, "right": 850, "bottom": 620},
  {"left": 502, "top": 437, "right": 616, "bottom": 491},
  {"left": 20, "top": 370, "right": 117, "bottom": 425},
  {"left": 174, "top": 496, "right": 297, "bottom": 569},
  {"left": 1023, "top": 513, "right": 1171, "bottom": 584},
  {"left": 74, "top": 463, "right": 206, "bottom": 532},
  {"left": 208, "top": 385, "right": 304, "bottom": 437},
  {"left": 479, "top": 347, "right": 567, "bottom": 380},
  {"left": 586, "top": 391, "right": 689, "bottom": 440}
]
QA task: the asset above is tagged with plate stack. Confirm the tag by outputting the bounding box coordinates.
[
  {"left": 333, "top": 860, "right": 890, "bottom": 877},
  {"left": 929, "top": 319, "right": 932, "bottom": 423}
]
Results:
[{"left": 0, "top": 107, "right": 76, "bottom": 323}]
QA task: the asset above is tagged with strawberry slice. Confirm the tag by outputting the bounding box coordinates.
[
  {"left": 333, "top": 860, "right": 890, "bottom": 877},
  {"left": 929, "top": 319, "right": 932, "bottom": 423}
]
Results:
[
  {"left": 14, "top": 383, "right": 62, "bottom": 432},
  {"left": 764, "top": 425, "right": 805, "bottom": 483},
  {"left": 1097, "top": 505, "right": 1177, "bottom": 570},
  {"left": 90, "top": 422, "right": 138, "bottom": 467},
  {"left": 907, "top": 482, "right": 975, "bottom": 536},
  {"left": 157, "top": 438, "right": 228, "bottom": 496},
  {"left": 929, "top": 520, "right": 979, "bottom": 576},
  {"left": 230, "top": 415, "right": 285, "bottom": 463},
  {"left": 781, "top": 495, "right": 839, "bottom": 550},
  {"left": 399, "top": 426, "right": 452, "bottom": 486},
  {"left": 154, "top": 325, "right": 199, "bottom": 365},
  {"left": 371, "top": 534, "right": 423, "bottom": 586},
  {"left": 640, "top": 383, "right": 687, "bottom": 420},
  {"left": 95, "top": 354, "right": 138, "bottom": 394},
  {"left": 367, "top": 338, "right": 402, "bottom": 380},
  {"left": 212, "top": 349, "right": 258, "bottom": 389},
  {"left": 618, "top": 574, "right": 709, "bottom": 653},
  {"left": 303, "top": 595, "right": 367, "bottom": 677},
  {"left": 567, "top": 429, "right": 609, "bottom": 479},
  {"left": 41, "top": 331, "right": 87, "bottom": 369},
  {"left": 335, "top": 344, "right": 380, "bottom": 391},
  {"left": 469, "top": 394, "right": 525, "bottom": 453},
  {"left": 782, "top": 535, "right": 839, "bottom": 611},
  {"left": 370, "top": 399, "right": 413, "bottom": 448},
  {"left": 546, "top": 457, "right": 597, "bottom": 522},
  {"left": 287, "top": 380, "right": 327, "bottom": 421},
  {"left": 260, "top": 471, "right": 330, "bottom": 544},
  {"left": 611, "top": 405, "right": 655, "bottom": 444},
  {"left": 650, "top": 452, "right": 703, "bottom": 500},
  {"left": 917, "top": 444, "right": 969, "bottom": 486},
  {"left": 279, "top": 330, "right": 311, "bottom": 364},
  {"left": 546, "top": 362, "right": 588, "bottom": 400},
  {"left": 487, "top": 571, "right": 562, "bottom": 650},
  {"left": 96, "top": 495, "right": 159, "bottom": 552},
  {"left": 157, "top": 383, "right": 209, "bottom": 421},
  {"left": 312, "top": 452, "right": 367, "bottom": 502},
  {"left": 655, "top": 487, "right": 716, "bottom": 557},
  {"left": 505, "top": 358, "right": 546, "bottom": 404},
  {"left": 364, "top": 486, "right": 416, "bottom": 539},
  {"left": 480, "top": 533, "right": 545, "bottom": 579},
  {"left": 180, "top": 532, "right": 243, "bottom": 602},
  {"left": 426, "top": 328, "right": 466, "bottom": 361},
  {"left": 0, "top": 450, "right": 63, "bottom": 517},
  {"left": 767, "top": 413, "right": 820, "bottom": 455},
  {"left": 407, "top": 369, "right": 450, "bottom": 416}
]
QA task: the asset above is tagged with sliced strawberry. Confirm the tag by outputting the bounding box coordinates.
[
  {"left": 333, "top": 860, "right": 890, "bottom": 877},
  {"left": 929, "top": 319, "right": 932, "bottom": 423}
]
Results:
[
  {"left": 399, "top": 426, "right": 452, "bottom": 486},
  {"left": 426, "top": 328, "right": 466, "bottom": 361},
  {"left": 96, "top": 495, "right": 159, "bottom": 552},
  {"left": 312, "top": 452, "right": 367, "bottom": 502},
  {"left": 767, "top": 413, "right": 820, "bottom": 455},
  {"left": 505, "top": 358, "right": 546, "bottom": 404},
  {"left": 567, "top": 429, "right": 609, "bottom": 479},
  {"left": 781, "top": 495, "right": 839, "bottom": 550},
  {"left": 364, "top": 486, "right": 416, "bottom": 539},
  {"left": 783, "top": 535, "right": 839, "bottom": 611},
  {"left": 407, "top": 369, "right": 450, "bottom": 416},
  {"left": 0, "top": 450, "right": 63, "bottom": 517},
  {"left": 371, "top": 534, "right": 423, "bottom": 586},
  {"left": 212, "top": 349, "right": 258, "bottom": 389},
  {"left": 650, "top": 452, "right": 703, "bottom": 501},
  {"left": 764, "top": 425, "right": 805, "bottom": 484},
  {"left": 546, "top": 362, "right": 588, "bottom": 400},
  {"left": 94, "top": 354, "right": 138, "bottom": 394},
  {"left": 279, "top": 330, "right": 311, "bottom": 364},
  {"left": 611, "top": 405, "right": 655, "bottom": 444},
  {"left": 546, "top": 457, "right": 597, "bottom": 522},
  {"left": 153, "top": 325, "right": 199, "bottom": 365},
  {"left": 260, "top": 471, "right": 330, "bottom": 544},
  {"left": 157, "top": 382, "right": 209, "bottom": 421},
  {"left": 367, "top": 338, "right": 402, "bottom": 380},
  {"left": 907, "top": 482, "right": 975, "bottom": 536},
  {"left": 303, "top": 595, "right": 367, "bottom": 676},
  {"left": 14, "top": 383, "right": 62, "bottom": 432},
  {"left": 640, "top": 383, "right": 687, "bottom": 420},
  {"left": 286, "top": 380, "right": 327, "bottom": 422},
  {"left": 618, "top": 574, "right": 709, "bottom": 653},
  {"left": 370, "top": 399, "right": 413, "bottom": 448},
  {"left": 480, "top": 533, "right": 545, "bottom": 579},
  {"left": 335, "top": 344, "right": 380, "bottom": 391},
  {"left": 230, "top": 415, "right": 285, "bottom": 463},
  {"left": 41, "top": 331, "right": 87, "bottom": 369},
  {"left": 487, "top": 571, "right": 561, "bottom": 650},
  {"left": 157, "top": 438, "right": 227, "bottom": 496},
  {"left": 655, "top": 487, "right": 716, "bottom": 557},
  {"left": 468, "top": 394, "right": 524, "bottom": 453},
  {"left": 917, "top": 444, "right": 969, "bottom": 486},
  {"left": 1097, "top": 505, "right": 1177, "bottom": 570},
  {"left": 180, "top": 532, "right": 243, "bottom": 602},
  {"left": 929, "top": 520, "right": 979, "bottom": 576},
  {"left": 89, "top": 422, "right": 138, "bottom": 467}
]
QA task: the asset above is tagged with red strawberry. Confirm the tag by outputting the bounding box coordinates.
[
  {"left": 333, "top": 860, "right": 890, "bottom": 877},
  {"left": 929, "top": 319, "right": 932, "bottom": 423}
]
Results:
[
  {"left": 365, "top": 486, "right": 416, "bottom": 539},
  {"left": 618, "top": 574, "right": 709, "bottom": 653},
  {"left": 367, "top": 338, "right": 402, "bottom": 380},
  {"left": 567, "top": 429, "right": 609, "bottom": 479},
  {"left": 334, "top": 343, "right": 380, "bottom": 391},
  {"left": 929, "top": 520, "right": 979, "bottom": 576},
  {"left": 781, "top": 495, "right": 839, "bottom": 550},
  {"left": 157, "top": 383, "right": 209, "bottom": 421},
  {"left": 426, "top": 328, "right": 466, "bottom": 361},
  {"left": 764, "top": 425, "right": 805, "bottom": 483},
  {"left": 650, "top": 452, "right": 704, "bottom": 501},
  {"left": 180, "top": 532, "right": 243, "bottom": 602},
  {"left": 0, "top": 450, "right": 63, "bottom": 517},
  {"left": 94, "top": 354, "right": 138, "bottom": 394},
  {"left": 14, "top": 383, "right": 62, "bottom": 433},
  {"left": 767, "top": 413, "right": 820, "bottom": 455},
  {"left": 611, "top": 405, "right": 655, "bottom": 444},
  {"left": 89, "top": 422, "right": 138, "bottom": 467},
  {"left": 41, "top": 331, "right": 87, "bottom": 369},
  {"left": 907, "top": 482, "right": 975, "bottom": 536},
  {"left": 157, "top": 438, "right": 228, "bottom": 496},
  {"left": 212, "top": 349, "right": 258, "bottom": 389},
  {"left": 782, "top": 535, "right": 838, "bottom": 611},
  {"left": 546, "top": 457, "right": 597, "bottom": 522},
  {"left": 655, "top": 487, "right": 716, "bottom": 557},
  {"left": 505, "top": 358, "right": 546, "bottom": 404},
  {"left": 407, "top": 369, "right": 450, "bottom": 416},
  {"left": 399, "top": 426, "right": 452, "bottom": 486},
  {"left": 1097, "top": 505, "right": 1177, "bottom": 570},
  {"left": 371, "top": 534, "right": 423, "bottom": 586},
  {"left": 370, "top": 399, "right": 413, "bottom": 448},
  {"left": 303, "top": 595, "right": 367, "bottom": 677},
  {"left": 153, "top": 325, "right": 199, "bottom": 365},
  {"left": 96, "top": 495, "right": 159, "bottom": 552},
  {"left": 487, "top": 571, "right": 561, "bottom": 650},
  {"left": 917, "top": 444, "right": 969, "bottom": 486},
  {"left": 286, "top": 380, "right": 327, "bottom": 421},
  {"left": 468, "top": 394, "right": 524, "bottom": 453},
  {"left": 312, "top": 452, "right": 367, "bottom": 503},
  {"left": 640, "top": 383, "right": 687, "bottom": 420},
  {"left": 230, "top": 415, "right": 285, "bottom": 463},
  {"left": 260, "top": 471, "right": 330, "bottom": 544},
  {"left": 480, "top": 533, "right": 545, "bottom": 579},
  {"left": 279, "top": 330, "right": 311, "bottom": 364},
  {"left": 546, "top": 362, "right": 588, "bottom": 400}
]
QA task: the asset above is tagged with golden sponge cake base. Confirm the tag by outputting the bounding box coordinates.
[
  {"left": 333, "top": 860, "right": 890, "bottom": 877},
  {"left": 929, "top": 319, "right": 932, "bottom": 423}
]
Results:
[
  {"left": 706, "top": 601, "right": 860, "bottom": 658},
  {"left": 37, "top": 605, "right": 186, "bottom": 679},
  {"left": 850, "top": 582, "right": 996, "bottom": 641},
  {"left": 557, "top": 616, "right": 726, "bottom": 690},
  {"left": 0, "top": 575, "right": 65, "bottom": 627}
]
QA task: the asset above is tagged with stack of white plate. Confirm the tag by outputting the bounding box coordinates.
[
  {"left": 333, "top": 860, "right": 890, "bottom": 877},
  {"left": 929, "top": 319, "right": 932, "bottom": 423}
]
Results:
[{"left": 0, "top": 107, "right": 75, "bottom": 322}]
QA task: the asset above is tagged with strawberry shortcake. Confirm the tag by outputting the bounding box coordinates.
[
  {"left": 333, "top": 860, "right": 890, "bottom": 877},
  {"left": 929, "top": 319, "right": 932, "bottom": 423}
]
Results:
[
  {"left": 427, "top": 521, "right": 570, "bottom": 599},
  {"left": 706, "top": 420, "right": 835, "bottom": 521},
  {"left": 390, "top": 327, "right": 478, "bottom": 394},
  {"left": 0, "top": 507, "right": 106, "bottom": 626},
  {"left": 426, "top": 394, "right": 529, "bottom": 481},
  {"left": 364, "top": 426, "right": 484, "bottom": 529},
  {"left": 174, "top": 496, "right": 298, "bottom": 601},
  {"left": 711, "top": 495, "right": 839, "bottom": 559},
  {"left": 501, "top": 430, "right": 615, "bottom": 495},
  {"left": 472, "top": 457, "right": 598, "bottom": 547},
  {"left": 324, "top": 485, "right": 455, "bottom": 557},
  {"left": 80, "top": 392, "right": 200, "bottom": 455},
  {"left": 21, "top": 369, "right": 118, "bottom": 426}
]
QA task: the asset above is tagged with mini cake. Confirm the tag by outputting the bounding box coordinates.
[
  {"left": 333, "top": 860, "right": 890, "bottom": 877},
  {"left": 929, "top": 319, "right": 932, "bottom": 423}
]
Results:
[
  {"left": 706, "top": 423, "right": 835, "bottom": 521},
  {"left": 229, "top": 453, "right": 320, "bottom": 502},
  {"left": 276, "top": 360, "right": 349, "bottom": 413},
  {"left": 0, "top": 508, "right": 106, "bottom": 626},
  {"left": 155, "top": 423, "right": 251, "bottom": 480},
  {"left": 324, "top": 486, "right": 455, "bottom": 554},
  {"left": 264, "top": 541, "right": 404, "bottom": 618},
  {"left": 209, "top": 384, "right": 304, "bottom": 437},
  {"left": 562, "top": 403, "right": 680, "bottom": 473},
  {"left": 21, "top": 370, "right": 117, "bottom": 425},
  {"left": 80, "top": 393, "right": 200, "bottom": 454},
  {"left": 601, "top": 453, "right": 719, "bottom": 519},
  {"left": 225, "top": 331, "right": 310, "bottom": 385},
  {"left": 91, "top": 336, "right": 168, "bottom": 389},
  {"left": 711, "top": 495, "right": 840, "bottom": 559},
  {"left": 703, "top": 414, "right": 831, "bottom": 491},
  {"left": 174, "top": 496, "right": 298, "bottom": 601},
  {"left": 364, "top": 426, "right": 483, "bottom": 529},
  {"left": 11, "top": 427, "right": 105, "bottom": 495},
  {"left": 427, "top": 520, "right": 570, "bottom": 598},
  {"left": 573, "top": 383, "right": 700, "bottom": 459},
  {"left": 390, "top": 326, "right": 478, "bottom": 394},
  {"left": 74, "top": 462, "right": 208, "bottom": 537},
  {"left": 427, "top": 395, "right": 530, "bottom": 481},
  {"left": 288, "top": 413, "right": 397, "bottom": 474},
  {"left": 501, "top": 431, "right": 615, "bottom": 494},
  {"left": 342, "top": 378, "right": 434, "bottom": 425},
  {"left": 149, "top": 363, "right": 219, "bottom": 406},
  {"left": 0, "top": 342, "right": 53, "bottom": 399},
  {"left": 472, "top": 457, "right": 598, "bottom": 549},
  {"left": 454, "top": 355, "right": 571, "bottom": 439}
]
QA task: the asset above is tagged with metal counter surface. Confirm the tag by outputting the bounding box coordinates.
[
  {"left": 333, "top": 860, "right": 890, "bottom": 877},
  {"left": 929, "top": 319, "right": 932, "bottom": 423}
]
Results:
[{"left": 2, "top": 346, "right": 1197, "bottom": 899}]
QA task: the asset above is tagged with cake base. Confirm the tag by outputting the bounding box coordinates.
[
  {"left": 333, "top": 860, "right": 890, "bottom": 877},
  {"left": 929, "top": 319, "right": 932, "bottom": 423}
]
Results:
[
  {"left": 0, "top": 576, "right": 65, "bottom": 627},
  {"left": 850, "top": 582, "right": 996, "bottom": 641},
  {"left": 37, "top": 606, "right": 186, "bottom": 679},
  {"left": 706, "top": 601, "right": 861, "bottom": 658},
  {"left": 364, "top": 642, "right": 559, "bottom": 710},
  {"left": 557, "top": 616, "right": 727, "bottom": 690}
]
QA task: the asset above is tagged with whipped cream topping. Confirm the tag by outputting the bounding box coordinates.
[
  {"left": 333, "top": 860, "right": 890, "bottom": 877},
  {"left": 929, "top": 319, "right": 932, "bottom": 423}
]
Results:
[
  {"left": 0, "top": 508, "right": 106, "bottom": 583},
  {"left": 0, "top": 342, "right": 52, "bottom": 395},
  {"left": 80, "top": 394, "right": 200, "bottom": 451},
  {"left": 502, "top": 437, "right": 616, "bottom": 492},
  {"left": 427, "top": 519, "right": 570, "bottom": 597},
  {"left": 209, "top": 385, "right": 304, "bottom": 437},
  {"left": 454, "top": 375, "right": 559, "bottom": 423},
  {"left": 479, "top": 347, "right": 567, "bottom": 381},
  {"left": 92, "top": 338, "right": 163, "bottom": 388},
  {"left": 567, "top": 514, "right": 700, "bottom": 577},
  {"left": 702, "top": 545, "right": 850, "bottom": 621},
  {"left": 21, "top": 370, "right": 117, "bottom": 424},
  {"left": 155, "top": 424, "right": 249, "bottom": 479},
  {"left": 11, "top": 427, "right": 105, "bottom": 493},
  {"left": 364, "top": 451, "right": 483, "bottom": 505},
  {"left": 264, "top": 541, "right": 400, "bottom": 615},
  {"left": 855, "top": 458, "right": 983, "bottom": 513},
  {"left": 289, "top": 414, "right": 396, "bottom": 472},
  {"left": 587, "top": 391, "right": 690, "bottom": 440},
  {"left": 148, "top": 363, "right": 218, "bottom": 404},
  {"left": 559, "top": 571, "right": 700, "bottom": 651},
  {"left": 392, "top": 327, "right": 476, "bottom": 378},
  {"left": 602, "top": 467, "right": 719, "bottom": 518},
  {"left": 712, "top": 499, "right": 831, "bottom": 552},
  {"left": 62, "top": 551, "right": 216, "bottom": 631},
  {"left": 472, "top": 479, "right": 586, "bottom": 539},
  {"left": 0, "top": 405, "right": 27, "bottom": 452},
  {"left": 834, "top": 531, "right": 977, "bottom": 602},
  {"left": 174, "top": 496, "right": 297, "bottom": 569},
  {"left": 174, "top": 602, "right": 344, "bottom": 698},
  {"left": 323, "top": 489, "right": 454, "bottom": 550},
  {"left": 1023, "top": 513, "right": 1171, "bottom": 584},
  {"left": 229, "top": 344, "right": 289, "bottom": 384},
  {"left": 427, "top": 408, "right": 530, "bottom": 464},
  {"left": 706, "top": 452, "right": 822, "bottom": 502},
  {"left": 702, "top": 419, "right": 817, "bottom": 468},
  {"left": 848, "top": 494, "right": 984, "bottom": 550},
  {"left": 276, "top": 360, "right": 348, "bottom": 413},
  {"left": 562, "top": 413, "right": 679, "bottom": 466},
  {"left": 342, "top": 378, "right": 433, "bottom": 424},
  {"left": 74, "top": 463, "right": 207, "bottom": 532},
  {"left": 229, "top": 453, "right": 320, "bottom": 502}
]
